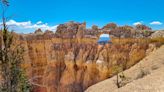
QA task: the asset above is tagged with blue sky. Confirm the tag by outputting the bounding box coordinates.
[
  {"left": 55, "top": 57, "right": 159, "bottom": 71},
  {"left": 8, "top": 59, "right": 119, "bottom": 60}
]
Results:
[{"left": 1, "top": 0, "right": 164, "bottom": 33}]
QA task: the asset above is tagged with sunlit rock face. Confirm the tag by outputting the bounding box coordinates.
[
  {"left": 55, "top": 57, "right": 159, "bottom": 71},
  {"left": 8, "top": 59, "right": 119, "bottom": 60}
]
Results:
[
  {"left": 23, "top": 37, "right": 100, "bottom": 92},
  {"left": 6, "top": 22, "right": 160, "bottom": 92},
  {"left": 20, "top": 33, "right": 156, "bottom": 92}
]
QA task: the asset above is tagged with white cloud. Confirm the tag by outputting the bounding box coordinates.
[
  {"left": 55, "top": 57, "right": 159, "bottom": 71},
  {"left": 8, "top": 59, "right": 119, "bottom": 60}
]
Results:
[
  {"left": 6, "top": 20, "right": 31, "bottom": 27},
  {"left": 100, "top": 34, "right": 110, "bottom": 38},
  {"left": 36, "top": 21, "right": 42, "bottom": 24},
  {"left": 150, "top": 21, "right": 162, "bottom": 25},
  {"left": 133, "top": 21, "right": 143, "bottom": 26},
  {"left": 1, "top": 20, "right": 58, "bottom": 33}
]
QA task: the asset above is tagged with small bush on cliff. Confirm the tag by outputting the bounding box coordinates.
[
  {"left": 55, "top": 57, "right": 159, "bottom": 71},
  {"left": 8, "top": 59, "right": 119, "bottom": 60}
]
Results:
[{"left": 136, "top": 66, "right": 150, "bottom": 79}]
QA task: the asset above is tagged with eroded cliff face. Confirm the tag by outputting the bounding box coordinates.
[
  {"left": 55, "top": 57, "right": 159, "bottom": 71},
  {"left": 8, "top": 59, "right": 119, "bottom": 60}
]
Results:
[
  {"left": 20, "top": 35, "right": 159, "bottom": 92},
  {"left": 0, "top": 21, "right": 163, "bottom": 92},
  {"left": 14, "top": 22, "right": 162, "bottom": 92}
]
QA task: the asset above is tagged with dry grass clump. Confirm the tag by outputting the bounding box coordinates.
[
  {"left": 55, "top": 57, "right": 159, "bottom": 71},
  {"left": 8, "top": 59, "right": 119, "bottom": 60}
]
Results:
[
  {"left": 150, "top": 37, "right": 164, "bottom": 44},
  {"left": 127, "top": 49, "right": 146, "bottom": 68},
  {"left": 111, "top": 37, "right": 164, "bottom": 45},
  {"left": 111, "top": 38, "right": 145, "bottom": 44},
  {"left": 51, "top": 38, "right": 97, "bottom": 44}
]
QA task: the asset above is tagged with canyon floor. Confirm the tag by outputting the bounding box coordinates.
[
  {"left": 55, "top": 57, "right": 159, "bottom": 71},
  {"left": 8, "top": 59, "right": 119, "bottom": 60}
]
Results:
[{"left": 85, "top": 45, "right": 164, "bottom": 92}]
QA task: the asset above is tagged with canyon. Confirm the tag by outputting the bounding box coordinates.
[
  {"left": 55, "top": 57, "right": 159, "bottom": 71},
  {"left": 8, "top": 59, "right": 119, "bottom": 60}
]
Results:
[
  {"left": 1, "top": 21, "right": 164, "bottom": 92},
  {"left": 23, "top": 37, "right": 156, "bottom": 92}
]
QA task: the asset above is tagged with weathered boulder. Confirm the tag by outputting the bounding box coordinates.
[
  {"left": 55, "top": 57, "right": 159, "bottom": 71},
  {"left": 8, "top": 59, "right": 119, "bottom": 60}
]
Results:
[
  {"left": 150, "top": 30, "right": 164, "bottom": 38},
  {"left": 55, "top": 21, "right": 86, "bottom": 38},
  {"left": 35, "top": 28, "right": 43, "bottom": 35}
]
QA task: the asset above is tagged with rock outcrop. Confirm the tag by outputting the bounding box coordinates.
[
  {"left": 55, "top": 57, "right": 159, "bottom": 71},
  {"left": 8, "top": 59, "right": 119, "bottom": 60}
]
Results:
[
  {"left": 55, "top": 21, "right": 86, "bottom": 38},
  {"left": 35, "top": 28, "right": 44, "bottom": 35},
  {"left": 150, "top": 30, "right": 164, "bottom": 38}
]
